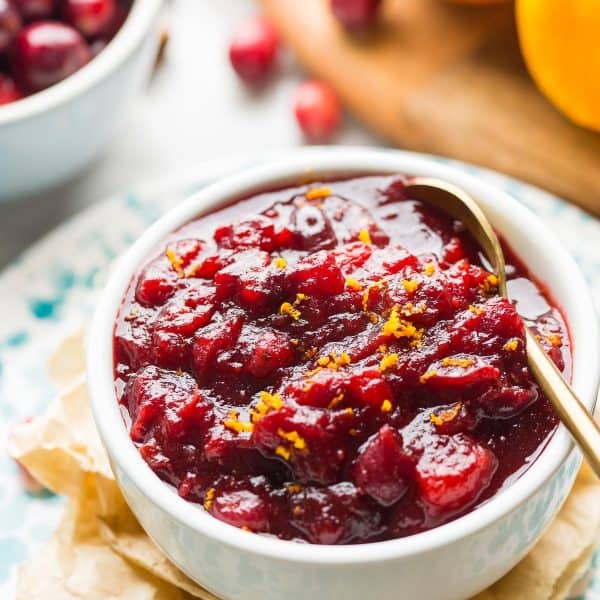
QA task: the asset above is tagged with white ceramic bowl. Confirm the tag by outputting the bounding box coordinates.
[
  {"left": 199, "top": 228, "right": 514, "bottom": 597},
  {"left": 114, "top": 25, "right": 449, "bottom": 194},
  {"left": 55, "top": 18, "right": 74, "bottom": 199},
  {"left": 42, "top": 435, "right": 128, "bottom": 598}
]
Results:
[
  {"left": 88, "top": 148, "right": 600, "bottom": 600},
  {"left": 0, "top": 0, "right": 162, "bottom": 200}
]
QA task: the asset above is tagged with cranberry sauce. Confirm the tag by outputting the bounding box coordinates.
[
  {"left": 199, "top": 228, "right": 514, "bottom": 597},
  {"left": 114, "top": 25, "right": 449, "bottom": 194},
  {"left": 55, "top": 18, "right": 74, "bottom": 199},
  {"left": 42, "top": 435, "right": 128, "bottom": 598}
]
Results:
[{"left": 113, "top": 175, "right": 570, "bottom": 544}]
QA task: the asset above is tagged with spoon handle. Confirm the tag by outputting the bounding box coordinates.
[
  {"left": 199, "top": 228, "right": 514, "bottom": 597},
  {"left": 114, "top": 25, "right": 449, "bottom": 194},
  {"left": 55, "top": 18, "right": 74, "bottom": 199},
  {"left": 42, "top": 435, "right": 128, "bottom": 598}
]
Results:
[{"left": 526, "top": 328, "right": 600, "bottom": 476}]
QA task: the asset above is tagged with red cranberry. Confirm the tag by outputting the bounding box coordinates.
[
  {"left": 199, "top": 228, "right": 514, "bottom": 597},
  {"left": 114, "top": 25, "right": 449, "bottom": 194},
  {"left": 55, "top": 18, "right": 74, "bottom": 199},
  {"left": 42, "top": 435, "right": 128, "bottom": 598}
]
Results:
[
  {"left": 192, "top": 317, "right": 244, "bottom": 375},
  {"left": 351, "top": 426, "right": 415, "bottom": 506},
  {"left": 0, "top": 0, "right": 21, "bottom": 54},
  {"left": 291, "top": 250, "right": 345, "bottom": 296},
  {"left": 228, "top": 15, "right": 278, "bottom": 85},
  {"left": 13, "top": 0, "right": 55, "bottom": 20},
  {"left": 416, "top": 435, "right": 497, "bottom": 513},
  {"left": 0, "top": 72, "right": 22, "bottom": 104},
  {"left": 294, "top": 80, "right": 341, "bottom": 143},
  {"left": 211, "top": 489, "right": 270, "bottom": 532},
  {"left": 215, "top": 216, "right": 292, "bottom": 252},
  {"left": 63, "top": 0, "right": 116, "bottom": 38},
  {"left": 289, "top": 482, "right": 382, "bottom": 544},
  {"left": 330, "top": 0, "right": 381, "bottom": 30},
  {"left": 95, "top": 2, "right": 126, "bottom": 40},
  {"left": 12, "top": 21, "right": 91, "bottom": 93},
  {"left": 135, "top": 257, "right": 179, "bottom": 307}
]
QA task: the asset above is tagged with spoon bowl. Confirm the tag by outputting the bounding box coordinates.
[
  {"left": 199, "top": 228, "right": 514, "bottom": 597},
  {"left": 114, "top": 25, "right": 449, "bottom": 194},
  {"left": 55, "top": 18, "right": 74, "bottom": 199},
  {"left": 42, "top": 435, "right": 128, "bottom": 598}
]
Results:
[{"left": 406, "top": 176, "right": 600, "bottom": 477}]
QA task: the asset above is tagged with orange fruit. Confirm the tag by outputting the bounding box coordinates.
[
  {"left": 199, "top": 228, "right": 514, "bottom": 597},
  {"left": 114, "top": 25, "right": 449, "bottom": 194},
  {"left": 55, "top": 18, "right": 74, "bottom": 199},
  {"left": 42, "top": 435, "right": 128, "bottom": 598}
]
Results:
[
  {"left": 442, "top": 0, "right": 511, "bottom": 4},
  {"left": 516, "top": 0, "right": 600, "bottom": 131}
]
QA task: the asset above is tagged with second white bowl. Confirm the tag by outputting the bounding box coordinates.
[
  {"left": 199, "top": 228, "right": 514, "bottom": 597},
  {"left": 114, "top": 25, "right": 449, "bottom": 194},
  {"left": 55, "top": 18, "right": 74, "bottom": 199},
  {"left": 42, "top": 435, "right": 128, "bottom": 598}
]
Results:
[{"left": 0, "top": 0, "right": 162, "bottom": 200}]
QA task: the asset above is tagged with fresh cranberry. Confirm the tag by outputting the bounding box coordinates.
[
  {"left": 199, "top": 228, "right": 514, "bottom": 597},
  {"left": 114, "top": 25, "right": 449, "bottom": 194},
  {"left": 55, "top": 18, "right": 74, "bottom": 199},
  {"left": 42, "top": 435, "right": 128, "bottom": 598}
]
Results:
[
  {"left": 0, "top": 72, "right": 22, "bottom": 104},
  {"left": 294, "top": 80, "right": 341, "bottom": 142},
  {"left": 330, "top": 0, "right": 382, "bottom": 30},
  {"left": 63, "top": 0, "right": 116, "bottom": 38},
  {"left": 0, "top": 0, "right": 21, "bottom": 54},
  {"left": 228, "top": 15, "right": 278, "bottom": 85},
  {"left": 13, "top": 0, "right": 55, "bottom": 20},
  {"left": 96, "top": 2, "right": 125, "bottom": 39},
  {"left": 12, "top": 21, "right": 91, "bottom": 92}
]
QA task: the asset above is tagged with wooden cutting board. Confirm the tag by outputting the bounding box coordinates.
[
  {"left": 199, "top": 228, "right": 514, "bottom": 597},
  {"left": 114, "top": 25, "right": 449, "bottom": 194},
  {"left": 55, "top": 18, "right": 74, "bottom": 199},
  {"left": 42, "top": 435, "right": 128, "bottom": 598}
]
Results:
[{"left": 259, "top": 0, "right": 600, "bottom": 216}]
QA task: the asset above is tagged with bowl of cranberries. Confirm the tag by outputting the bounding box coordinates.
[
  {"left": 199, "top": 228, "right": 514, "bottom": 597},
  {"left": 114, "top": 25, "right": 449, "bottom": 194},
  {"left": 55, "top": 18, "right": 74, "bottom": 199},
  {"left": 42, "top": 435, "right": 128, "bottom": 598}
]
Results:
[
  {"left": 0, "top": 0, "right": 161, "bottom": 199},
  {"left": 87, "top": 147, "right": 599, "bottom": 600}
]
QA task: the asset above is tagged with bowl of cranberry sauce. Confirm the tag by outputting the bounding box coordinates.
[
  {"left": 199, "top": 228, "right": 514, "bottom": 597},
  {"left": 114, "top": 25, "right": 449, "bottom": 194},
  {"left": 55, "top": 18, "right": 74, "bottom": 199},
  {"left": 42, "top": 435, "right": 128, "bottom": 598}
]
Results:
[
  {"left": 0, "top": 0, "right": 161, "bottom": 199},
  {"left": 114, "top": 172, "right": 572, "bottom": 545},
  {"left": 91, "top": 151, "right": 599, "bottom": 600}
]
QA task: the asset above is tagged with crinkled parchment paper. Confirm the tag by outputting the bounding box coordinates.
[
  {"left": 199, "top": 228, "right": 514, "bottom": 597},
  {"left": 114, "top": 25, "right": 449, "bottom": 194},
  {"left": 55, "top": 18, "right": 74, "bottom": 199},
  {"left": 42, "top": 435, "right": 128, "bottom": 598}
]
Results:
[{"left": 7, "top": 332, "right": 600, "bottom": 600}]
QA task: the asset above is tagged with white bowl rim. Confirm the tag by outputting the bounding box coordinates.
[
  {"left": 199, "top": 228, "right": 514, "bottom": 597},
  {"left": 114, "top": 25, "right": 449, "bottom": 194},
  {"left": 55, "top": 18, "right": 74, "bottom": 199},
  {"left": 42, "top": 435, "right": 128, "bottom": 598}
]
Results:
[
  {"left": 0, "top": 0, "right": 162, "bottom": 126},
  {"left": 87, "top": 147, "right": 600, "bottom": 565}
]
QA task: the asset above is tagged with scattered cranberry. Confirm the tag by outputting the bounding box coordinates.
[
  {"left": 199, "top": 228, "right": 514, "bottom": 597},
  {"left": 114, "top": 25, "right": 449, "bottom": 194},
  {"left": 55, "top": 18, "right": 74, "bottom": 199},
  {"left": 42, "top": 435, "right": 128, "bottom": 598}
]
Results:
[
  {"left": 13, "top": 0, "right": 55, "bottom": 20},
  {"left": 0, "top": 72, "right": 22, "bottom": 103},
  {"left": 330, "top": 0, "right": 382, "bottom": 30},
  {"left": 0, "top": 0, "right": 21, "bottom": 53},
  {"left": 63, "top": 0, "right": 116, "bottom": 38},
  {"left": 229, "top": 15, "right": 278, "bottom": 85},
  {"left": 12, "top": 21, "right": 91, "bottom": 92},
  {"left": 294, "top": 80, "right": 341, "bottom": 142}
]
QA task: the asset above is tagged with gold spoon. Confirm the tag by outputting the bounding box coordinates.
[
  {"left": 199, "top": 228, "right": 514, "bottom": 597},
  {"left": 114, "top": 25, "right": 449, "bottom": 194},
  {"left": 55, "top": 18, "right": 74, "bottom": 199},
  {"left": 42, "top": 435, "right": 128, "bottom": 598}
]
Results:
[{"left": 405, "top": 176, "right": 600, "bottom": 476}]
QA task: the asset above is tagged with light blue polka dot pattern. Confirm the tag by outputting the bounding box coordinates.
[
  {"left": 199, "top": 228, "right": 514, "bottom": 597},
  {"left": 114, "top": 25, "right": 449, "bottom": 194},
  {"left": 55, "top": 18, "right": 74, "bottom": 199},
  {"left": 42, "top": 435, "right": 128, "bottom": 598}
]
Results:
[{"left": 0, "top": 153, "right": 599, "bottom": 598}]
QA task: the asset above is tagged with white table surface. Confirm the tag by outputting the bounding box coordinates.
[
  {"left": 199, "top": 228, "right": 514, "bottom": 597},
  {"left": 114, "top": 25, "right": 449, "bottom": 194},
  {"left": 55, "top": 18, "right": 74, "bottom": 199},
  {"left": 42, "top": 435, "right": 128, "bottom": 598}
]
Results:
[{"left": 0, "top": 0, "right": 377, "bottom": 269}]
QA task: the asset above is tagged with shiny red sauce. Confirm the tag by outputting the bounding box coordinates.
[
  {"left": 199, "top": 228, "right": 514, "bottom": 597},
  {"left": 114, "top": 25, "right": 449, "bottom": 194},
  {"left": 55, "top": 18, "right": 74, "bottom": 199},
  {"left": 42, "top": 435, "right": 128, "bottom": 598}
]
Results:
[{"left": 114, "top": 175, "right": 570, "bottom": 544}]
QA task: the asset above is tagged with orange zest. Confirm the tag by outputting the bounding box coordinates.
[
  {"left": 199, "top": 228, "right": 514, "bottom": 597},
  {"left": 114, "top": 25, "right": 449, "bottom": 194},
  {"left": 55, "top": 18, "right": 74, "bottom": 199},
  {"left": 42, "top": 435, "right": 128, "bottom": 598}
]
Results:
[
  {"left": 306, "top": 186, "right": 331, "bottom": 201},
  {"left": 430, "top": 402, "right": 462, "bottom": 427}
]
